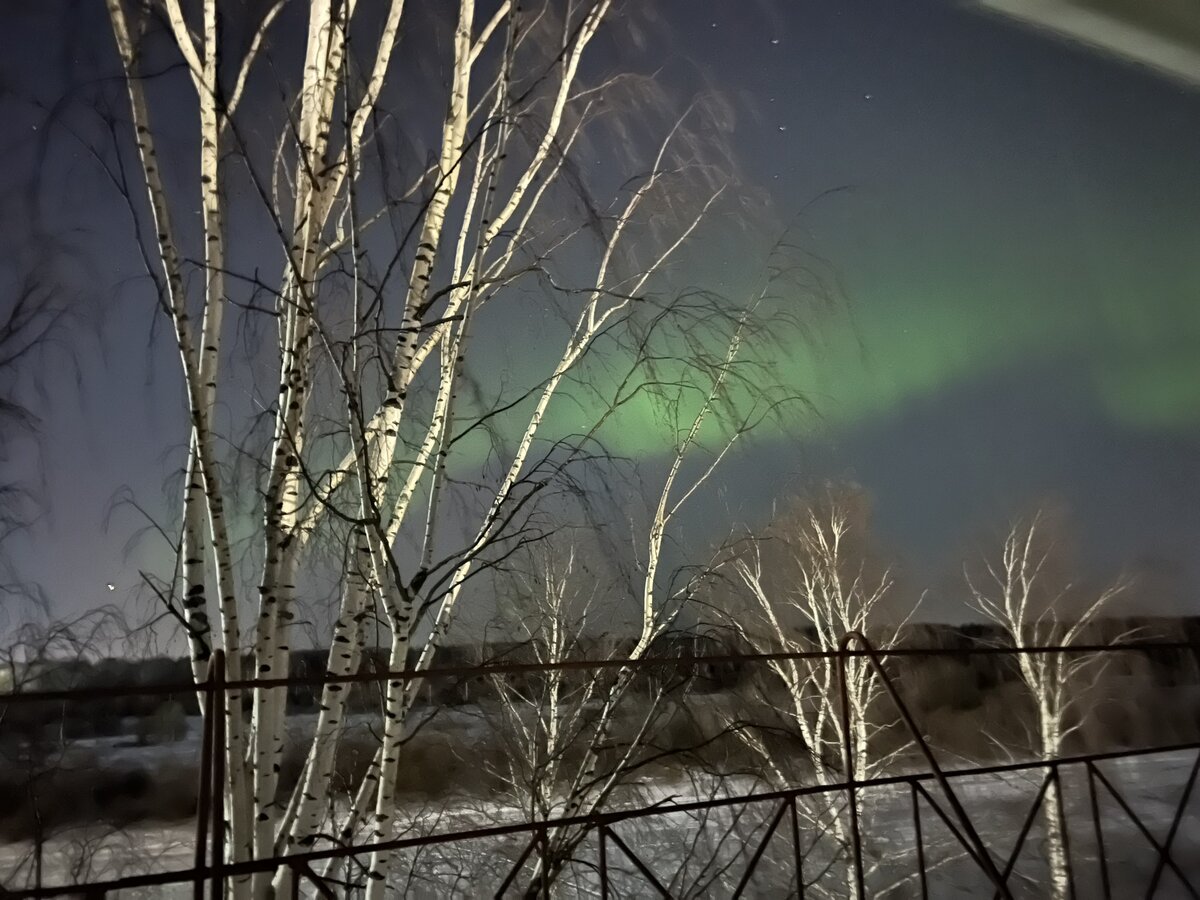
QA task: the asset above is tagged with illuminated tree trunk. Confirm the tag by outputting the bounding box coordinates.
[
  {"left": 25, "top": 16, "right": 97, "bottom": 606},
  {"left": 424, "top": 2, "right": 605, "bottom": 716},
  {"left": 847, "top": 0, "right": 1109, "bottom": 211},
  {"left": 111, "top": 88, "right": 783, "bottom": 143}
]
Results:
[
  {"left": 104, "top": 3, "right": 251, "bottom": 892},
  {"left": 968, "top": 511, "right": 1129, "bottom": 900},
  {"left": 101, "top": 0, "right": 769, "bottom": 895},
  {"left": 728, "top": 487, "right": 903, "bottom": 898}
]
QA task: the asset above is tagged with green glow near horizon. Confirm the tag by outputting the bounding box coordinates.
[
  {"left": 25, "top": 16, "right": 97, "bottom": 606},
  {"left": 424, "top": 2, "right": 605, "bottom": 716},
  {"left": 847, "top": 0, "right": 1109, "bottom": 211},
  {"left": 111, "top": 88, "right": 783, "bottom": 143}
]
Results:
[
  {"left": 529, "top": 273, "right": 1200, "bottom": 459},
  {"left": 450, "top": 213, "right": 1200, "bottom": 471}
]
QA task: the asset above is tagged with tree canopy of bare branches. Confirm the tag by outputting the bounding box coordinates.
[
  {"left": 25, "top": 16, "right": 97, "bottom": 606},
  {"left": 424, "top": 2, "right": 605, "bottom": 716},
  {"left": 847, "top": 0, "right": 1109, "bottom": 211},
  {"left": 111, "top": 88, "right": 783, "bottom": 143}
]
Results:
[
  {"left": 93, "top": 1, "right": 795, "bottom": 895},
  {"left": 966, "top": 507, "right": 1131, "bottom": 900}
]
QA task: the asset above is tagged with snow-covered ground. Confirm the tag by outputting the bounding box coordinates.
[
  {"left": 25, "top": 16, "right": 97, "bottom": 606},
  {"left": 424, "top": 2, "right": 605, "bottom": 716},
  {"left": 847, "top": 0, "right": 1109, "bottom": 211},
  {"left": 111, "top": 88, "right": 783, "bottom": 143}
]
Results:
[{"left": 2, "top": 745, "right": 1196, "bottom": 898}]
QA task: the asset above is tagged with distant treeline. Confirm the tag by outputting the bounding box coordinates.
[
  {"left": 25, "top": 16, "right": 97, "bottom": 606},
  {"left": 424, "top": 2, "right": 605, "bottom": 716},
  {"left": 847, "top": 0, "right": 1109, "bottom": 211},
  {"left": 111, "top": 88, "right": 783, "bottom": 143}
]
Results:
[
  {"left": 3, "top": 617, "right": 1198, "bottom": 743},
  {"left": 2, "top": 617, "right": 1199, "bottom": 840}
]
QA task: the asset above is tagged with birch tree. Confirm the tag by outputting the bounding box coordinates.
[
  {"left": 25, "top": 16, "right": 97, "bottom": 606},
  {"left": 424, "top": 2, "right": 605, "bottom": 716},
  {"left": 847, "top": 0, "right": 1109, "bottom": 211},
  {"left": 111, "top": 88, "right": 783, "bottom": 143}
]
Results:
[
  {"left": 722, "top": 484, "right": 914, "bottom": 898},
  {"left": 483, "top": 318, "right": 767, "bottom": 896},
  {"left": 94, "top": 1, "right": 783, "bottom": 895},
  {"left": 966, "top": 508, "right": 1131, "bottom": 900},
  {"left": 485, "top": 545, "right": 655, "bottom": 896}
]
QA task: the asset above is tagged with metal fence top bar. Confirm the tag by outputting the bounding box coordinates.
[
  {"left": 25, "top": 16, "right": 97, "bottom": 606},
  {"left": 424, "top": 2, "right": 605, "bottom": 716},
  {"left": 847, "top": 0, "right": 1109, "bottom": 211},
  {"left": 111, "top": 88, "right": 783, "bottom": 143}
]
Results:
[{"left": 3, "top": 639, "right": 1198, "bottom": 705}]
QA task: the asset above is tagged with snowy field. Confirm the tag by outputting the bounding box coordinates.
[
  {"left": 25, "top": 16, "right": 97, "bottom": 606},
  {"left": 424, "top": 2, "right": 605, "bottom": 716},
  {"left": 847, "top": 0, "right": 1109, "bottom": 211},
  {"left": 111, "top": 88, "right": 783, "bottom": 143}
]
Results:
[{"left": 2, "top": 742, "right": 1197, "bottom": 898}]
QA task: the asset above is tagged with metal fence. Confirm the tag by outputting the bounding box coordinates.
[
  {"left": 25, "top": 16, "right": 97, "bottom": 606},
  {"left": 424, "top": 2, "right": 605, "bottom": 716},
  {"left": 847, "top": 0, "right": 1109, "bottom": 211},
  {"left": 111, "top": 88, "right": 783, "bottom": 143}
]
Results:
[{"left": 2, "top": 635, "right": 1199, "bottom": 899}]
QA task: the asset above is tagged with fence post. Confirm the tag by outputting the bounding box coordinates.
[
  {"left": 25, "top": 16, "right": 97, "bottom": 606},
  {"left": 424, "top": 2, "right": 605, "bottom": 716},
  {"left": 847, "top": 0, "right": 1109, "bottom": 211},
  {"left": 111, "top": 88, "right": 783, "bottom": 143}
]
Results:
[
  {"left": 599, "top": 826, "right": 609, "bottom": 900},
  {"left": 538, "top": 824, "right": 550, "bottom": 900},
  {"left": 911, "top": 781, "right": 928, "bottom": 900},
  {"left": 194, "top": 654, "right": 216, "bottom": 900},
  {"left": 31, "top": 784, "right": 43, "bottom": 895},
  {"left": 210, "top": 649, "right": 226, "bottom": 900},
  {"left": 836, "top": 644, "right": 866, "bottom": 900},
  {"left": 1085, "top": 763, "right": 1111, "bottom": 900},
  {"left": 789, "top": 797, "right": 804, "bottom": 899}
]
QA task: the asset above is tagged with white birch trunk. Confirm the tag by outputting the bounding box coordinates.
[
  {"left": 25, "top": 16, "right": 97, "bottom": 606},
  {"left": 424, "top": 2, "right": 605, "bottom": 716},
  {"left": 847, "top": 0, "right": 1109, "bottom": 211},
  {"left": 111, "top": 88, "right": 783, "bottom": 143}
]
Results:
[
  {"left": 968, "top": 512, "right": 1129, "bottom": 900},
  {"left": 102, "top": 3, "right": 760, "bottom": 896},
  {"left": 105, "top": 5, "right": 251, "bottom": 891},
  {"left": 728, "top": 490, "right": 901, "bottom": 897}
]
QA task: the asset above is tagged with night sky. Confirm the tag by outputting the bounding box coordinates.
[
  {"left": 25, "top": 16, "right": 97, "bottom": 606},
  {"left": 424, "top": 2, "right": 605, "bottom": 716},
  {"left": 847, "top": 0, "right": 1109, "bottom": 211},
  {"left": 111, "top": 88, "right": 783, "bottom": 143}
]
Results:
[{"left": 3, "top": 0, "right": 1199, "bottom": 623}]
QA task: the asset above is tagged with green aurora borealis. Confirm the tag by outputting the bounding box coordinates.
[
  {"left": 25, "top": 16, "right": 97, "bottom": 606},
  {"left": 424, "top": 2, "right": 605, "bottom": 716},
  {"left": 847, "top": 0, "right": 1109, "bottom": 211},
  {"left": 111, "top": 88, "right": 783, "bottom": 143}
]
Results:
[
  {"left": 6, "top": 0, "right": 1200, "bottom": 615},
  {"left": 517, "top": 218, "right": 1200, "bottom": 461}
]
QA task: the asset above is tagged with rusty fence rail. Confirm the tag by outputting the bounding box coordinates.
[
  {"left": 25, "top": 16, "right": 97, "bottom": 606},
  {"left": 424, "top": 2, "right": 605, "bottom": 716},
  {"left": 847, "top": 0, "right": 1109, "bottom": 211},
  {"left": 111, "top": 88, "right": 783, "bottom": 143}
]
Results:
[
  {"left": 2, "top": 637, "right": 1199, "bottom": 899},
  {"left": 5, "top": 639, "right": 1200, "bottom": 706}
]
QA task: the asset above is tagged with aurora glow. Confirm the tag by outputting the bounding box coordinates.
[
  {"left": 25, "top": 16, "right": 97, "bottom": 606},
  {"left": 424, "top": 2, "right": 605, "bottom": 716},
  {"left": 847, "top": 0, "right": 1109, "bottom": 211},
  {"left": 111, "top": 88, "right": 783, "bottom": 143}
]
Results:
[
  {"left": 530, "top": 217, "right": 1200, "bottom": 458},
  {"left": 3, "top": 0, "right": 1199, "bottom": 616}
]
